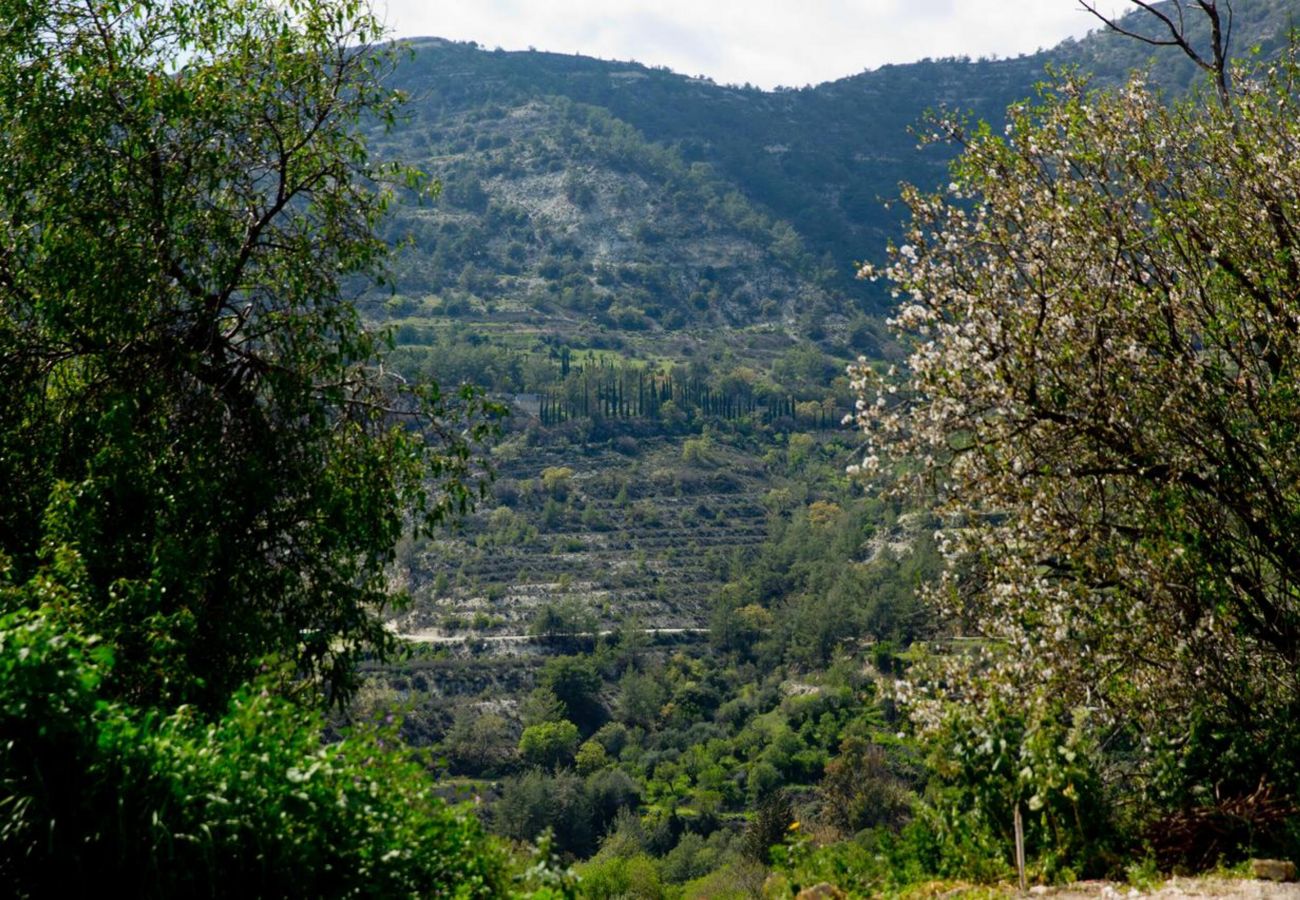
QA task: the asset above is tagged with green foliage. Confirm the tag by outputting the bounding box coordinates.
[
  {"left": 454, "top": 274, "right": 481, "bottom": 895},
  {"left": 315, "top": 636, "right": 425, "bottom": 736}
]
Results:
[
  {"left": 519, "top": 720, "right": 582, "bottom": 769},
  {"left": 772, "top": 835, "right": 890, "bottom": 897},
  {"left": 494, "top": 770, "right": 592, "bottom": 855},
  {"left": 0, "top": 593, "right": 504, "bottom": 896},
  {"left": 541, "top": 466, "right": 576, "bottom": 500},
  {"left": 711, "top": 496, "right": 937, "bottom": 667},
  {"left": 658, "top": 831, "right": 734, "bottom": 885},
  {"left": 916, "top": 697, "right": 1115, "bottom": 882},
  {"left": 530, "top": 598, "right": 597, "bottom": 642},
  {"left": 0, "top": 0, "right": 515, "bottom": 891},
  {"left": 742, "top": 790, "right": 795, "bottom": 864},
  {"left": 521, "top": 687, "right": 570, "bottom": 728},
  {"left": 541, "top": 655, "right": 607, "bottom": 730},
  {"left": 0, "top": 0, "right": 498, "bottom": 709},
  {"left": 681, "top": 434, "right": 720, "bottom": 467},
  {"left": 493, "top": 768, "right": 637, "bottom": 859},
  {"left": 512, "top": 830, "right": 582, "bottom": 899},
  {"left": 576, "top": 739, "right": 611, "bottom": 774},
  {"left": 442, "top": 708, "right": 518, "bottom": 775},
  {"left": 816, "top": 735, "right": 913, "bottom": 835},
  {"left": 678, "top": 860, "right": 768, "bottom": 900},
  {"left": 617, "top": 669, "right": 666, "bottom": 729},
  {"left": 1125, "top": 855, "right": 1163, "bottom": 891},
  {"left": 576, "top": 853, "right": 667, "bottom": 899}
]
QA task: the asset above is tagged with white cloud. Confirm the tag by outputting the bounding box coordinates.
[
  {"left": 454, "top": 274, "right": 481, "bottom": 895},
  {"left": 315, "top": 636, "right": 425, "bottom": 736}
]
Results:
[{"left": 376, "top": 0, "right": 1110, "bottom": 89}]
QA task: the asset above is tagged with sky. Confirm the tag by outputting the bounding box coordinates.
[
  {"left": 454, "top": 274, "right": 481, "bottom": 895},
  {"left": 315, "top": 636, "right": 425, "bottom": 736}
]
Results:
[{"left": 376, "top": 1, "right": 1120, "bottom": 90}]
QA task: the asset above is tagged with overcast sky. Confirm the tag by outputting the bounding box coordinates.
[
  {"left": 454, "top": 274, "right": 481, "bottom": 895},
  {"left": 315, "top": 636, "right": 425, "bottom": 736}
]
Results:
[{"left": 376, "top": 1, "right": 1120, "bottom": 90}]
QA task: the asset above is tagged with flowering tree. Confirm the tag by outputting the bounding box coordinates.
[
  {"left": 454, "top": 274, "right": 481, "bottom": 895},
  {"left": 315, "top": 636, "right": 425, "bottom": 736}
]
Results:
[{"left": 850, "top": 2, "right": 1300, "bottom": 806}]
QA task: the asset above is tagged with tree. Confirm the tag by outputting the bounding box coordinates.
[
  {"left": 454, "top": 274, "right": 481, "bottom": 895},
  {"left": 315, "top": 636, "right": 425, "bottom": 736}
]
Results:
[
  {"left": 851, "top": 4, "right": 1300, "bottom": 804},
  {"left": 0, "top": 4, "right": 509, "bottom": 887},
  {"left": 0, "top": 0, "right": 496, "bottom": 709},
  {"left": 493, "top": 768, "right": 596, "bottom": 856},
  {"left": 617, "top": 669, "right": 665, "bottom": 729},
  {"left": 442, "top": 708, "right": 517, "bottom": 775},
  {"left": 540, "top": 654, "right": 606, "bottom": 731},
  {"left": 518, "top": 719, "right": 581, "bottom": 769},
  {"left": 574, "top": 738, "right": 610, "bottom": 775}
]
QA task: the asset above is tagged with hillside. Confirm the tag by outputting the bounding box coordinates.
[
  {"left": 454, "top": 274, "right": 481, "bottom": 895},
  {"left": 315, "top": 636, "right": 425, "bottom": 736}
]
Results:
[
  {"left": 351, "top": 3, "right": 1300, "bottom": 894},
  {"left": 8, "top": 0, "right": 1300, "bottom": 894},
  {"left": 364, "top": 0, "right": 1300, "bottom": 652},
  {"left": 373, "top": 0, "right": 1298, "bottom": 339}
]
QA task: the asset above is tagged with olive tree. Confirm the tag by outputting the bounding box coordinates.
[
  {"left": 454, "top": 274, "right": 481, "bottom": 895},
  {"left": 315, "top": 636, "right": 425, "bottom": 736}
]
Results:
[
  {"left": 0, "top": 0, "right": 496, "bottom": 709},
  {"left": 851, "top": 2, "right": 1300, "bottom": 800}
]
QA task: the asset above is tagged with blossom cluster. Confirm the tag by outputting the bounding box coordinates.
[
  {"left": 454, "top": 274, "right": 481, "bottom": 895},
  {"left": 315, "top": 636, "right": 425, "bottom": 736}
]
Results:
[{"left": 850, "top": 58, "right": 1300, "bottom": 786}]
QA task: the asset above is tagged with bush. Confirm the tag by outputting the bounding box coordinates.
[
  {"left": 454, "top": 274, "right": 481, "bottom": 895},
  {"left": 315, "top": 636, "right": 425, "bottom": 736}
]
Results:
[
  {"left": 0, "top": 600, "right": 505, "bottom": 897},
  {"left": 817, "top": 736, "right": 912, "bottom": 835},
  {"left": 913, "top": 696, "right": 1116, "bottom": 882},
  {"left": 519, "top": 720, "right": 581, "bottom": 769},
  {"left": 576, "top": 853, "right": 666, "bottom": 899}
]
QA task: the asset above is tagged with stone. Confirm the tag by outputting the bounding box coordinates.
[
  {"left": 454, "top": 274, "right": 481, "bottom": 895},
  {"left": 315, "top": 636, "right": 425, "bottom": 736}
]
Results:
[
  {"left": 1251, "top": 859, "right": 1297, "bottom": 882},
  {"left": 796, "top": 883, "right": 847, "bottom": 900}
]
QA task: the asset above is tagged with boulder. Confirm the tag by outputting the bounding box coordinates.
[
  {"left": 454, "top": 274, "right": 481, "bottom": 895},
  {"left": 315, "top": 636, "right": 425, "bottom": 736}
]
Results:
[{"left": 1251, "top": 859, "right": 1297, "bottom": 882}]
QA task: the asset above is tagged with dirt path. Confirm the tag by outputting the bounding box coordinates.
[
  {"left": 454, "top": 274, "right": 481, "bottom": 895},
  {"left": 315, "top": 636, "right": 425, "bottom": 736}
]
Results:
[
  {"left": 389, "top": 625, "right": 709, "bottom": 644},
  {"left": 1037, "top": 878, "right": 1300, "bottom": 899}
]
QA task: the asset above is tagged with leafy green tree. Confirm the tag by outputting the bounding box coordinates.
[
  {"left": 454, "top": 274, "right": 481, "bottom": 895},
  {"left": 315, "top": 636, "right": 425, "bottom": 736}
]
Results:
[
  {"left": 0, "top": 0, "right": 496, "bottom": 709},
  {"left": 541, "top": 654, "right": 606, "bottom": 730},
  {"left": 442, "top": 708, "right": 517, "bottom": 775},
  {"left": 520, "top": 686, "right": 569, "bottom": 728},
  {"left": 529, "top": 597, "right": 596, "bottom": 642},
  {"left": 585, "top": 768, "right": 642, "bottom": 831},
  {"left": 493, "top": 769, "right": 596, "bottom": 855},
  {"left": 0, "top": 0, "right": 510, "bottom": 891},
  {"left": 617, "top": 669, "right": 665, "bottom": 729},
  {"left": 519, "top": 719, "right": 581, "bottom": 769},
  {"left": 575, "top": 738, "right": 610, "bottom": 775}
]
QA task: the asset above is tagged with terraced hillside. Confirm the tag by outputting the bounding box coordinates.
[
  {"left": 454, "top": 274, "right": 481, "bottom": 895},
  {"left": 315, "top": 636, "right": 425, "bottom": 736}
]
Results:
[
  {"left": 361, "top": 0, "right": 1300, "bottom": 720},
  {"left": 387, "top": 425, "right": 855, "bottom": 653}
]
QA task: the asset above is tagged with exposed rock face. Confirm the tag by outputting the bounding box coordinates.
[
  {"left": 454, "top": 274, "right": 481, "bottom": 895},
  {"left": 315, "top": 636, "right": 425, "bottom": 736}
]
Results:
[
  {"left": 1252, "top": 860, "right": 1298, "bottom": 883},
  {"left": 795, "top": 883, "right": 846, "bottom": 900}
]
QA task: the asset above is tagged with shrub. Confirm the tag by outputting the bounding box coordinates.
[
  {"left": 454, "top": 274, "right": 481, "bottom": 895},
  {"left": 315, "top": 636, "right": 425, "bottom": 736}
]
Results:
[
  {"left": 519, "top": 720, "right": 582, "bottom": 769},
  {"left": 576, "top": 853, "right": 666, "bottom": 899},
  {"left": 0, "top": 600, "right": 505, "bottom": 897}
]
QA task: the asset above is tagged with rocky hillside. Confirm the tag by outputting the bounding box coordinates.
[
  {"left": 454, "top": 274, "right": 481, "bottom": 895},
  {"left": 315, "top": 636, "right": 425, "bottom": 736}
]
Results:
[
  {"left": 371, "top": 0, "right": 1300, "bottom": 348},
  {"left": 366, "top": 0, "right": 1300, "bottom": 651}
]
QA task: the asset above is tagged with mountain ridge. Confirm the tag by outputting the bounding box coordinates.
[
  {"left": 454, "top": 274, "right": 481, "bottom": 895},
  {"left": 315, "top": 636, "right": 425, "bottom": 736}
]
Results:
[{"left": 375, "top": 1, "right": 1299, "bottom": 361}]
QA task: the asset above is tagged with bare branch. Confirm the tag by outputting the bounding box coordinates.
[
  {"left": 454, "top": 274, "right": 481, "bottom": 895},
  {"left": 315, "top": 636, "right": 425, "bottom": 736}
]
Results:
[
  {"left": 1078, "top": 0, "right": 1212, "bottom": 67},
  {"left": 1078, "top": 1, "right": 1234, "bottom": 108}
]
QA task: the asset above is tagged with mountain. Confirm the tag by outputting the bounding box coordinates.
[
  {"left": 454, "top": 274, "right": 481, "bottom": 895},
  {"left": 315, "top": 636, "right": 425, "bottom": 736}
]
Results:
[
  {"left": 363, "top": 0, "right": 1300, "bottom": 647},
  {"left": 355, "top": 4, "right": 1300, "bottom": 878},
  {"left": 370, "top": 0, "right": 1298, "bottom": 363}
]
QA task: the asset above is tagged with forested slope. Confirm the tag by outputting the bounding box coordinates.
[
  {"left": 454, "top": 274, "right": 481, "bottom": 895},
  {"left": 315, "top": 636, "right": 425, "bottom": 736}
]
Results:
[{"left": 352, "top": 3, "right": 1300, "bottom": 896}]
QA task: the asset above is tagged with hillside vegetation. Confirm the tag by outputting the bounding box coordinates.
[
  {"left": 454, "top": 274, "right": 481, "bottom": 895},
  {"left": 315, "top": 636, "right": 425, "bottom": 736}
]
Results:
[
  {"left": 5, "top": 0, "right": 1300, "bottom": 896},
  {"left": 359, "top": 2, "right": 1300, "bottom": 896}
]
